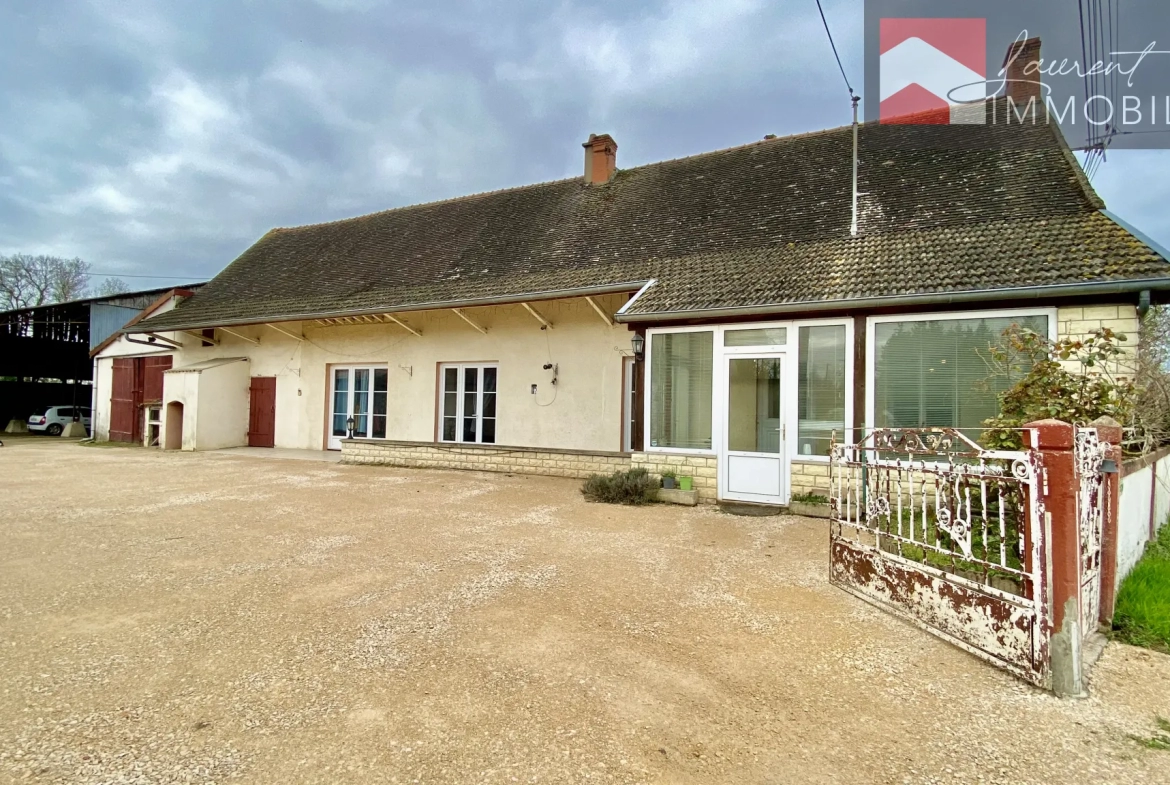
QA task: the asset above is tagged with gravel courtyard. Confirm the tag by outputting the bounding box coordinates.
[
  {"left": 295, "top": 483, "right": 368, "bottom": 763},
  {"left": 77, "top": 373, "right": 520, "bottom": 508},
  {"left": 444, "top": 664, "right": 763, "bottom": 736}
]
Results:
[{"left": 1, "top": 440, "right": 1168, "bottom": 784}]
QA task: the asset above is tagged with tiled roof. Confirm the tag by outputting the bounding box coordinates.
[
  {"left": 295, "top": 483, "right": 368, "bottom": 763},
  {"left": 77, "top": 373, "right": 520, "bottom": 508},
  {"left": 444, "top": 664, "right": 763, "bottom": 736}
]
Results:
[
  {"left": 133, "top": 116, "right": 1169, "bottom": 332},
  {"left": 620, "top": 212, "right": 1170, "bottom": 318}
]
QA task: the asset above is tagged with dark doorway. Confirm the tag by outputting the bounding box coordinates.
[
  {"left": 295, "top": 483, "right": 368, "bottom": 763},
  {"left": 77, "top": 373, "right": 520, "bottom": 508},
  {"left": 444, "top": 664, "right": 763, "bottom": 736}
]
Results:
[
  {"left": 248, "top": 376, "right": 277, "bottom": 448},
  {"left": 164, "top": 401, "right": 184, "bottom": 450}
]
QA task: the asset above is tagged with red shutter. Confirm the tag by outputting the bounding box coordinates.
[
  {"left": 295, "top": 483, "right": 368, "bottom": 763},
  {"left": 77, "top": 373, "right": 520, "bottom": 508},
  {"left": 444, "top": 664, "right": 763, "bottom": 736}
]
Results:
[
  {"left": 248, "top": 377, "right": 277, "bottom": 448},
  {"left": 109, "top": 358, "right": 139, "bottom": 443},
  {"left": 143, "top": 355, "right": 173, "bottom": 401}
]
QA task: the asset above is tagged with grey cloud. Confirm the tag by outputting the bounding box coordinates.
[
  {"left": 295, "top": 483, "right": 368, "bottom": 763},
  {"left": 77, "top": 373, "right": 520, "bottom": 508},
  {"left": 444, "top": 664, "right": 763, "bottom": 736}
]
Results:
[{"left": 0, "top": 0, "right": 1165, "bottom": 290}]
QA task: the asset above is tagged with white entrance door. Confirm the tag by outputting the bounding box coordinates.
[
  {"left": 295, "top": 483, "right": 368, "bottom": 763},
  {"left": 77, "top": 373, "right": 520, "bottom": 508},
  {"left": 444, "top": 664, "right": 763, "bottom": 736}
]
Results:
[
  {"left": 722, "top": 355, "right": 788, "bottom": 504},
  {"left": 328, "top": 366, "right": 387, "bottom": 450}
]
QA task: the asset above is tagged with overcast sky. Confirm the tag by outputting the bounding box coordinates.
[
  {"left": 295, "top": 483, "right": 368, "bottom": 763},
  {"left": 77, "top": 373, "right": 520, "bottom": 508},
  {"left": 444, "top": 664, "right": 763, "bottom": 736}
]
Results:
[{"left": 2, "top": 0, "right": 1167, "bottom": 290}]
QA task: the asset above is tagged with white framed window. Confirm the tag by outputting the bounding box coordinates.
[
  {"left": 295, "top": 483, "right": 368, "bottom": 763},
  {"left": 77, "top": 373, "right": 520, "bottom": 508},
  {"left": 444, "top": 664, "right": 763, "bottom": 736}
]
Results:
[
  {"left": 865, "top": 308, "right": 1056, "bottom": 437},
  {"left": 439, "top": 363, "right": 498, "bottom": 444},
  {"left": 795, "top": 323, "right": 849, "bottom": 459},
  {"left": 623, "top": 356, "right": 637, "bottom": 452},
  {"left": 646, "top": 328, "right": 714, "bottom": 452}
]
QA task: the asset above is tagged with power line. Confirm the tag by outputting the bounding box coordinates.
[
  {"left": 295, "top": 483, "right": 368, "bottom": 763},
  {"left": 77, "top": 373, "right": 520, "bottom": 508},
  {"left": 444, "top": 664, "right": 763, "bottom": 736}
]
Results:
[
  {"left": 815, "top": 0, "right": 855, "bottom": 98},
  {"left": 88, "top": 272, "right": 209, "bottom": 280}
]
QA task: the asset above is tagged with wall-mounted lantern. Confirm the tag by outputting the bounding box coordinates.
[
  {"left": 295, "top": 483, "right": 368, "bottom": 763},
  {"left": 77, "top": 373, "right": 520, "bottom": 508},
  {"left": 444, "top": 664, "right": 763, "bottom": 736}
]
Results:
[{"left": 631, "top": 333, "right": 645, "bottom": 362}]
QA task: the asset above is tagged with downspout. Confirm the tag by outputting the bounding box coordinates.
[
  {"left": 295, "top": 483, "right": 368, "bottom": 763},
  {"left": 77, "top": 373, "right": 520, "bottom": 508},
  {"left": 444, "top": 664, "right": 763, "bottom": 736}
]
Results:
[{"left": 125, "top": 334, "right": 182, "bottom": 350}]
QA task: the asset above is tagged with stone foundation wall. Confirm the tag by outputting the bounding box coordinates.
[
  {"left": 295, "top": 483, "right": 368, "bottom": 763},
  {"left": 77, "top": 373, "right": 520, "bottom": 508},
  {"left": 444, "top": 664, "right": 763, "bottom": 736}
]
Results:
[
  {"left": 630, "top": 452, "right": 719, "bottom": 503},
  {"left": 790, "top": 460, "right": 832, "bottom": 498},
  {"left": 344, "top": 440, "right": 832, "bottom": 507},
  {"left": 342, "top": 439, "right": 630, "bottom": 479}
]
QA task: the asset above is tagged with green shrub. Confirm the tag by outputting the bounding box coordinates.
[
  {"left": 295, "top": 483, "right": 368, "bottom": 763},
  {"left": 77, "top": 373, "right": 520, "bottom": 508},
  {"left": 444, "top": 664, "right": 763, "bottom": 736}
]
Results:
[
  {"left": 980, "top": 326, "right": 1133, "bottom": 451},
  {"left": 790, "top": 492, "right": 829, "bottom": 505},
  {"left": 581, "top": 468, "right": 658, "bottom": 505}
]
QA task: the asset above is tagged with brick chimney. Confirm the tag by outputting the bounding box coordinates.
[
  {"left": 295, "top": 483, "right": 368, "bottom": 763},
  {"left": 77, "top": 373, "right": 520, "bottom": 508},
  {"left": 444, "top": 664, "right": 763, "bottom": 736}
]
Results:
[
  {"left": 582, "top": 133, "right": 618, "bottom": 184},
  {"left": 1002, "top": 37, "right": 1042, "bottom": 112}
]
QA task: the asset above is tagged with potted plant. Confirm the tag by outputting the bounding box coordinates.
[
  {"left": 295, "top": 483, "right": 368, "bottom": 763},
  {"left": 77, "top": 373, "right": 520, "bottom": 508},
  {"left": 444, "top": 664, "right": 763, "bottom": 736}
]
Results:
[
  {"left": 678, "top": 475, "right": 694, "bottom": 491},
  {"left": 661, "top": 470, "right": 677, "bottom": 490}
]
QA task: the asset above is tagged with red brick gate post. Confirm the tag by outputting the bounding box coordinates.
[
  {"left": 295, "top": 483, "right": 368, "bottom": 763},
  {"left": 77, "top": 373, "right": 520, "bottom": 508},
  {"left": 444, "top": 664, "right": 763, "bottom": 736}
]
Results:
[{"left": 1023, "top": 419, "right": 1083, "bottom": 696}]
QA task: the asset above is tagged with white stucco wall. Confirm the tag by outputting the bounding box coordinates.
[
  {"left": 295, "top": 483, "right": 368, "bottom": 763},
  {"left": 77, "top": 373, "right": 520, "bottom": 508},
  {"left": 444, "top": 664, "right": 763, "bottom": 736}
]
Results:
[
  {"left": 1117, "top": 451, "right": 1170, "bottom": 587},
  {"left": 143, "top": 294, "right": 633, "bottom": 452},
  {"left": 160, "top": 359, "right": 250, "bottom": 450}
]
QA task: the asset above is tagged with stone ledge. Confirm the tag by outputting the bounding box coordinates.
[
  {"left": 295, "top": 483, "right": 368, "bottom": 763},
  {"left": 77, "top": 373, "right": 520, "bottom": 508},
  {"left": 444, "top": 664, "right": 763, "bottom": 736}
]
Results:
[
  {"left": 656, "top": 488, "right": 699, "bottom": 506},
  {"left": 346, "top": 437, "right": 629, "bottom": 459}
]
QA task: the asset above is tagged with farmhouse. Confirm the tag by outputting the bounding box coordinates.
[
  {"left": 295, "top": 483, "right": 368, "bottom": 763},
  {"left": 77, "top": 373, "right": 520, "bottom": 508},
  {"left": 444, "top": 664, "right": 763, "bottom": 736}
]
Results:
[{"left": 92, "top": 100, "right": 1170, "bottom": 506}]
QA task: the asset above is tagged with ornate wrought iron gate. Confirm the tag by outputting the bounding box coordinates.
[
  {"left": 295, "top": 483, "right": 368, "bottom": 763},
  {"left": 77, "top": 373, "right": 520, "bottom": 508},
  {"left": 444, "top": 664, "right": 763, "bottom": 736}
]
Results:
[
  {"left": 1074, "top": 427, "right": 1109, "bottom": 638},
  {"left": 829, "top": 428, "right": 1050, "bottom": 686}
]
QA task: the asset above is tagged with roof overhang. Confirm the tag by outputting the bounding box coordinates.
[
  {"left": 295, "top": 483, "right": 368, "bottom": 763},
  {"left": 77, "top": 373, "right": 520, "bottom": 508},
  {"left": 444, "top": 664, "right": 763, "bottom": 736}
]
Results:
[
  {"left": 612, "top": 277, "right": 1170, "bottom": 324},
  {"left": 124, "top": 281, "right": 648, "bottom": 334},
  {"left": 89, "top": 288, "right": 196, "bottom": 357}
]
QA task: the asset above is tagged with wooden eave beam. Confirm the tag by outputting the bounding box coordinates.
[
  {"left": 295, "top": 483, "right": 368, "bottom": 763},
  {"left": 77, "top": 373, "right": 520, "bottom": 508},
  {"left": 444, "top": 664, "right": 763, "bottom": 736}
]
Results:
[
  {"left": 584, "top": 296, "right": 613, "bottom": 327},
  {"left": 520, "top": 302, "right": 552, "bottom": 329},
  {"left": 451, "top": 308, "right": 487, "bottom": 334},
  {"left": 265, "top": 323, "right": 302, "bottom": 341},
  {"left": 219, "top": 326, "right": 260, "bottom": 345},
  {"left": 183, "top": 329, "right": 219, "bottom": 345},
  {"left": 384, "top": 314, "right": 421, "bottom": 337}
]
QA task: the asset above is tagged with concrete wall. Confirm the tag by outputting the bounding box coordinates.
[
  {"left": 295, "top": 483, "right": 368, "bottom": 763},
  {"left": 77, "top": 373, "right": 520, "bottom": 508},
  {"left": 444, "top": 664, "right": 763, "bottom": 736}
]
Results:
[
  {"left": 160, "top": 360, "right": 250, "bottom": 450},
  {"left": 198, "top": 361, "right": 250, "bottom": 450},
  {"left": 167, "top": 294, "right": 633, "bottom": 452},
  {"left": 162, "top": 370, "right": 199, "bottom": 450},
  {"left": 1118, "top": 449, "right": 1170, "bottom": 587}
]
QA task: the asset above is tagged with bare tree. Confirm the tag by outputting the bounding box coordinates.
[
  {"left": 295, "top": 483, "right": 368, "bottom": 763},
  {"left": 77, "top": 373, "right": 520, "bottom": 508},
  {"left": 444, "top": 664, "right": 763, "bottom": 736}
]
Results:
[
  {"left": 94, "top": 277, "right": 130, "bottom": 297},
  {"left": 0, "top": 254, "right": 90, "bottom": 309}
]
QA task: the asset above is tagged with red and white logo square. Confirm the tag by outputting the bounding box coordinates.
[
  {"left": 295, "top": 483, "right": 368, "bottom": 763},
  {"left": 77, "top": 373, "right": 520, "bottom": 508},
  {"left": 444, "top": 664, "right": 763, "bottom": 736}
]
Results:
[{"left": 880, "top": 18, "right": 987, "bottom": 124}]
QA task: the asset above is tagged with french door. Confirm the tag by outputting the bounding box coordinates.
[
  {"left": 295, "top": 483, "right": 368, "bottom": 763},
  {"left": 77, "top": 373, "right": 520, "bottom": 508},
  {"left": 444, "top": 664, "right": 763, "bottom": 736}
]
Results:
[
  {"left": 439, "top": 364, "right": 497, "bottom": 444},
  {"left": 328, "top": 365, "right": 387, "bottom": 450},
  {"left": 721, "top": 354, "right": 788, "bottom": 504}
]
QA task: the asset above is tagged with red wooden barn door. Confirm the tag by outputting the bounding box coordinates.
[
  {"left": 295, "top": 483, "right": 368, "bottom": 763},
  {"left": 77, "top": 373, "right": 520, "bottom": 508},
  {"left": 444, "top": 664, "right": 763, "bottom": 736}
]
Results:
[
  {"left": 110, "top": 358, "right": 143, "bottom": 443},
  {"left": 143, "top": 356, "right": 173, "bottom": 401},
  {"left": 248, "top": 377, "right": 277, "bottom": 448}
]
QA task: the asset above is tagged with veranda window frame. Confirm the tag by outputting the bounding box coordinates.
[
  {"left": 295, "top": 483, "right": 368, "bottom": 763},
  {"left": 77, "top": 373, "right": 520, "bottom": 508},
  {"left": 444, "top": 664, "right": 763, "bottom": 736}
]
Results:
[
  {"left": 864, "top": 307, "right": 1058, "bottom": 434},
  {"left": 642, "top": 318, "right": 854, "bottom": 461}
]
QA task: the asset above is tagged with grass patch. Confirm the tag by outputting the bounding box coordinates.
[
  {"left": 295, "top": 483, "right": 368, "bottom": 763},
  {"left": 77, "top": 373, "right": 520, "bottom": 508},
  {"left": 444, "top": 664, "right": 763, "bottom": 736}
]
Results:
[
  {"left": 1128, "top": 716, "right": 1170, "bottom": 751},
  {"left": 1113, "top": 523, "right": 1170, "bottom": 653},
  {"left": 581, "top": 468, "right": 658, "bottom": 506}
]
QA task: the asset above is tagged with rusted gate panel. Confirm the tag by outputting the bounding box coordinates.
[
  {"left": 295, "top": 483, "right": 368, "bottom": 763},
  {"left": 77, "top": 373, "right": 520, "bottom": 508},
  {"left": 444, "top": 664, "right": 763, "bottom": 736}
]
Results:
[
  {"left": 1074, "top": 427, "right": 1108, "bottom": 639},
  {"left": 831, "top": 540, "right": 1041, "bottom": 676},
  {"left": 109, "top": 357, "right": 141, "bottom": 443},
  {"left": 829, "top": 428, "right": 1050, "bottom": 687}
]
